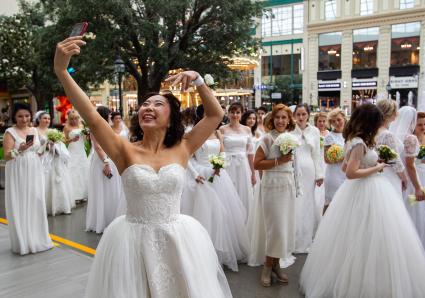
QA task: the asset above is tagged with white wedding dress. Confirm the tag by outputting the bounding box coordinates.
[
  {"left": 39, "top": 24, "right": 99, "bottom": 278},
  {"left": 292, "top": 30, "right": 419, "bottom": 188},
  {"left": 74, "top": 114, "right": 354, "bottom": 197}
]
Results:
[
  {"left": 67, "top": 128, "right": 89, "bottom": 202},
  {"left": 85, "top": 163, "right": 232, "bottom": 298},
  {"left": 5, "top": 127, "right": 54, "bottom": 255},
  {"left": 300, "top": 138, "right": 425, "bottom": 298},
  {"left": 39, "top": 134, "right": 74, "bottom": 216}
]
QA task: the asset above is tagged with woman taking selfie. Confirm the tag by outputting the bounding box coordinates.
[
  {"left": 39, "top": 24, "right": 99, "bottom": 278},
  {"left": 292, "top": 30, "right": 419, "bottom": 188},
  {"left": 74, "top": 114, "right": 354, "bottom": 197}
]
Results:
[
  {"left": 3, "top": 103, "right": 53, "bottom": 255},
  {"left": 54, "top": 36, "right": 231, "bottom": 297}
]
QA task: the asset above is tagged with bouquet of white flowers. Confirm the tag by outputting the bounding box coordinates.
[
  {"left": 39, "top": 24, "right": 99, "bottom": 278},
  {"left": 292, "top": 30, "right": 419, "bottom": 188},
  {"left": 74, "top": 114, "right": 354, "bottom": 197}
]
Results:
[
  {"left": 46, "top": 129, "right": 65, "bottom": 143},
  {"left": 408, "top": 188, "right": 425, "bottom": 206},
  {"left": 208, "top": 153, "right": 226, "bottom": 183},
  {"left": 274, "top": 132, "right": 300, "bottom": 155}
]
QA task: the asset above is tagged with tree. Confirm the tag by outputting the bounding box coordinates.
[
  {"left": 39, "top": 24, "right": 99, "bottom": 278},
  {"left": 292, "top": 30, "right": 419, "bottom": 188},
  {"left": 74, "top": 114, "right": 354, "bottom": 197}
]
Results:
[
  {"left": 41, "top": 0, "right": 262, "bottom": 103},
  {"left": 0, "top": 1, "right": 114, "bottom": 112}
]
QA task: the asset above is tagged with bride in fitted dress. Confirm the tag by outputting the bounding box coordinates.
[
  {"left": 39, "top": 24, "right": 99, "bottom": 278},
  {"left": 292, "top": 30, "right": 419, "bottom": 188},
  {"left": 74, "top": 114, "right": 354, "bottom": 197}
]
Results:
[{"left": 55, "top": 37, "right": 231, "bottom": 298}]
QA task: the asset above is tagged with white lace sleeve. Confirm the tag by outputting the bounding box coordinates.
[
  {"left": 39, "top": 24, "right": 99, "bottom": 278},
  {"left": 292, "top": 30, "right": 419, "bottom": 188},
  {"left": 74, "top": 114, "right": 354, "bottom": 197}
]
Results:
[
  {"left": 404, "top": 135, "right": 420, "bottom": 157},
  {"left": 378, "top": 132, "right": 405, "bottom": 172},
  {"left": 258, "top": 134, "right": 273, "bottom": 157},
  {"left": 342, "top": 138, "right": 366, "bottom": 167},
  {"left": 246, "top": 134, "right": 255, "bottom": 155},
  {"left": 311, "top": 128, "right": 324, "bottom": 179},
  {"left": 323, "top": 133, "right": 334, "bottom": 147}
]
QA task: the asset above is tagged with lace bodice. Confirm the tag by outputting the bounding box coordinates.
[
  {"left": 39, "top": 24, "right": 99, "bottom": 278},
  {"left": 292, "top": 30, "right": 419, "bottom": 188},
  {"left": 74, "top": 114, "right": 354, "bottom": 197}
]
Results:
[
  {"left": 121, "top": 163, "right": 185, "bottom": 224},
  {"left": 223, "top": 133, "right": 254, "bottom": 155},
  {"left": 259, "top": 130, "right": 294, "bottom": 172},
  {"left": 376, "top": 129, "right": 405, "bottom": 173},
  {"left": 194, "top": 139, "right": 221, "bottom": 166},
  {"left": 343, "top": 138, "right": 378, "bottom": 169}
]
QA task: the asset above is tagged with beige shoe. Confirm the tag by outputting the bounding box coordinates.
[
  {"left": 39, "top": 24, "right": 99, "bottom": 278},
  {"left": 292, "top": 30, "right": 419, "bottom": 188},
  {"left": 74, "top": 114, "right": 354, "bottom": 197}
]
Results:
[
  {"left": 272, "top": 262, "right": 289, "bottom": 284},
  {"left": 261, "top": 265, "right": 272, "bottom": 287}
]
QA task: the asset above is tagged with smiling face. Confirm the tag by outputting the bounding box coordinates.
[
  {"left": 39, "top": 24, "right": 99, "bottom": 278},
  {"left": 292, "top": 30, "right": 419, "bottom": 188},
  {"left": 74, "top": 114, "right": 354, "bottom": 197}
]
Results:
[
  {"left": 229, "top": 107, "right": 242, "bottom": 123},
  {"left": 295, "top": 107, "right": 309, "bottom": 127},
  {"left": 273, "top": 109, "right": 289, "bottom": 133},
  {"left": 316, "top": 116, "right": 327, "bottom": 131},
  {"left": 257, "top": 109, "right": 266, "bottom": 121},
  {"left": 40, "top": 114, "right": 51, "bottom": 128},
  {"left": 245, "top": 113, "right": 257, "bottom": 128},
  {"left": 15, "top": 109, "right": 31, "bottom": 127},
  {"left": 68, "top": 113, "right": 80, "bottom": 126},
  {"left": 415, "top": 117, "right": 425, "bottom": 136},
  {"left": 330, "top": 114, "right": 346, "bottom": 133},
  {"left": 139, "top": 95, "right": 171, "bottom": 131}
]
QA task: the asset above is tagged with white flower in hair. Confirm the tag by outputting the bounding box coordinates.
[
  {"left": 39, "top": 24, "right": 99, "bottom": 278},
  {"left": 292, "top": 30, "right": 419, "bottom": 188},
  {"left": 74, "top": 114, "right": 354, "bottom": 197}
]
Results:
[{"left": 204, "top": 74, "right": 215, "bottom": 86}]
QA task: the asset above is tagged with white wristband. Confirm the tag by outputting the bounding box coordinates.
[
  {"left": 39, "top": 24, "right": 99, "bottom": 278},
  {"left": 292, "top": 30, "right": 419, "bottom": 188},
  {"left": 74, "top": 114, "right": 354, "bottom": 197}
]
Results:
[
  {"left": 192, "top": 75, "right": 205, "bottom": 87},
  {"left": 103, "top": 157, "right": 110, "bottom": 164}
]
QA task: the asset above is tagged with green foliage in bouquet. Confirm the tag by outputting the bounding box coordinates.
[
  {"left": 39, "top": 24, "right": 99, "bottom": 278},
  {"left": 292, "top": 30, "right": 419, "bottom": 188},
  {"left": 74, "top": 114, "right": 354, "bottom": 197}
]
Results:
[
  {"left": 46, "top": 129, "right": 65, "bottom": 143},
  {"left": 377, "top": 145, "right": 398, "bottom": 163},
  {"left": 417, "top": 145, "right": 425, "bottom": 160}
]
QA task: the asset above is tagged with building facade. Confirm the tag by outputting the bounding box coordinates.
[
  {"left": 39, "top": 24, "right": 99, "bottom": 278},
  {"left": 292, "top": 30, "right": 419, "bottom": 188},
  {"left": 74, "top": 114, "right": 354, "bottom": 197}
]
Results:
[
  {"left": 305, "top": 0, "right": 425, "bottom": 113},
  {"left": 254, "top": 0, "right": 307, "bottom": 108}
]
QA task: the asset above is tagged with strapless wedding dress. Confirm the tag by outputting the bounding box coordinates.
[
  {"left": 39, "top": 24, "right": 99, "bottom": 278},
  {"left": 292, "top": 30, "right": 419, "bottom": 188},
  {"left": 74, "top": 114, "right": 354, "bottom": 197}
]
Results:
[{"left": 85, "top": 163, "right": 232, "bottom": 298}]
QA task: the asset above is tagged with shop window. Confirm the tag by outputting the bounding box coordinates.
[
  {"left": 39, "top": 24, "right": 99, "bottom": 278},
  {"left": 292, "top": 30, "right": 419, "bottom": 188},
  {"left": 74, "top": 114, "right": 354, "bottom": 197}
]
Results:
[
  {"left": 319, "top": 32, "right": 342, "bottom": 71},
  {"left": 353, "top": 41, "right": 377, "bottom": 69},
  {"left": 261, "top": 56, "right": 270, "bottom": 77},
  {"left": 262, "top": 4, "right": 304, "bottom": 37},
  {"left": 391, "top": 22, "right": 420, "bottom": 66}
]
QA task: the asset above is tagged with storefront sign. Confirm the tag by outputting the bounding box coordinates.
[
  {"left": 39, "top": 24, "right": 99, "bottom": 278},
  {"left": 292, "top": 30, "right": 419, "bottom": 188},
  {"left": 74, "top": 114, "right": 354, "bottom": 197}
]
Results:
[
  {"left": 352, "top": 81, "right": 377, "bottom": 88},
  {"left": 318, "top": 82, "right": 341, "bottom": 90},
  {"left": 390, "top": 76, "right": 418, "bottom": 89}
]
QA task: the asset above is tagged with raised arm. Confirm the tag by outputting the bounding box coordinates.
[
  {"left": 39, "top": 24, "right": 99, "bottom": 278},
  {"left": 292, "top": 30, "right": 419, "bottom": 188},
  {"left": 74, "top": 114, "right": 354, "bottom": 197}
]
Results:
[
  {"left": 54, "top": 37, "right": 125, "bottom": 169},
  {"left": 171, "top": 72, "right": 223, "bottom": 155}
]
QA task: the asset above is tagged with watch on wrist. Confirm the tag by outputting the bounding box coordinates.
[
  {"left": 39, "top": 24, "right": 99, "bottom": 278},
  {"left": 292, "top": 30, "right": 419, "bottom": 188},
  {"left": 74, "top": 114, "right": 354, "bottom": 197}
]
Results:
[{"left": 192, "top": 75, "right": 205, "bottom": 87}]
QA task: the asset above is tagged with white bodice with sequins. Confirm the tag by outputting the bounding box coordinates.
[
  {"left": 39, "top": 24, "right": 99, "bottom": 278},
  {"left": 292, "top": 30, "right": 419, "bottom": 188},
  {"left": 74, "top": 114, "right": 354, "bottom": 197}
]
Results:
[{"left": 121, "top": 163, "right": 184, "bottom": 224}]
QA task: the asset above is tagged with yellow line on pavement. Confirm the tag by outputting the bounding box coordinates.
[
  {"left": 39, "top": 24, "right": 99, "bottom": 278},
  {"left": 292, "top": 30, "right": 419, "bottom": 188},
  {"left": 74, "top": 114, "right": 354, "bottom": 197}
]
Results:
[{"left": 0, "top": 217, "right": 96, "bottom": 256}]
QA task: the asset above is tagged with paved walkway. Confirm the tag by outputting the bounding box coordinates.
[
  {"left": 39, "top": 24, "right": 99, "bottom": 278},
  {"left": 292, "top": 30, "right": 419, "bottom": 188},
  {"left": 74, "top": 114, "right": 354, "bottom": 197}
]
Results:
[{"left": 0, "top": 190, "right": 305, "bottom": 298}]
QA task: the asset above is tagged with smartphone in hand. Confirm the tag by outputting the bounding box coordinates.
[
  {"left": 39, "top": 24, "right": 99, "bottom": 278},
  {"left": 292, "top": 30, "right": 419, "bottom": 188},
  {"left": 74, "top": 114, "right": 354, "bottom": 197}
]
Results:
[
  {"left": 69, "top": 22, "right": 89, "bottom": 37},
  {"left": 25, "top": 135, "right": 34, "bottom": 144}
]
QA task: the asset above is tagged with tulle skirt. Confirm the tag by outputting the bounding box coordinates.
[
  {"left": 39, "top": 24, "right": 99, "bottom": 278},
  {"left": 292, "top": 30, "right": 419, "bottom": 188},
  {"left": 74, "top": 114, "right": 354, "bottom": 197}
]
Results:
[
  {"left": 86, "top": 154, "right": 125, "bottom": 233},
  {"left": 194, "top": 163, "right": 250, "bottom": 263},
  {"left": 404, "top": 163, "right": 425, "bottom": 247},
  {"left": 85, "top": 215, "right": 233, "bottom": 298},
  {"left": 181, "top": 170, "right": 239, "bottom": 271},
  {"left": 300, "top": 174, "right": 425, "bottom": 298}
]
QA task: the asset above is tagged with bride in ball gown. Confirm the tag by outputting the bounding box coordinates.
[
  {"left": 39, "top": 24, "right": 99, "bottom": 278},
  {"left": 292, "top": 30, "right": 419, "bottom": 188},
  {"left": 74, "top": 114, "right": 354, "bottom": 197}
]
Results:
[
  {"left": 55, "top": 36, "right": 232, "bottom": 297},
  {"left": 300, "top": 104, "right": 425, "bottom": 298}
]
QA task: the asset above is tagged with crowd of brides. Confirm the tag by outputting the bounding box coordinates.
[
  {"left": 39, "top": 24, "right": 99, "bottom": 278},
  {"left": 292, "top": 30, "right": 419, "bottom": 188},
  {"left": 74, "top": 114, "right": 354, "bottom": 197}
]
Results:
[{"left": 4, "top": 94, "right": 425, "bottom": 296}]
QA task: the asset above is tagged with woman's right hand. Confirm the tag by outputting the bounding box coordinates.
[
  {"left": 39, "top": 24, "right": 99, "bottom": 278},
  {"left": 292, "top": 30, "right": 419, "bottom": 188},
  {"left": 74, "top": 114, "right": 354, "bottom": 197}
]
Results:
[
  {"left": 54, "top": 36, "right": 86, "bottom": 74},
  {"left": 376, "top": 162, "right": 388, "bottom": 172},
  {"left": 18, "top": 140, "right": 33, "bottom": 152},
  {"left": 415, "top": 187, "right": 425, "bottom": 201},
  {"left": 103, "top": 164, "right": 112, "bottom": 177},
  {"left": 72, "top": 135, "right": 80, "bottom": 142},
  {"left": 278, "top": 153, "right": 293, "bottom": 165},
  {"left": 195, "top": 175, "right": 205, "bottom": 184}
]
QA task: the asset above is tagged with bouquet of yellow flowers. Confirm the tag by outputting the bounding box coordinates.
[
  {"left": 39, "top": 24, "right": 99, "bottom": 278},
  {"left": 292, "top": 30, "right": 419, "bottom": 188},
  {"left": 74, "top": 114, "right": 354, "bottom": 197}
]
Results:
[
  {"left": 46, "top": 129, "right": 65, "bottom": 143},
  {"left": 417, "top": 145, "right": 425, "bottom": 160},
  {"left": 377, "top": 145, "right": 398, "bottom": 164},
  {"left": 208, "top": 153, "right": 226, "bottom": 183},
  {"left": 326, "top": 144, "right": 344, "bottom": 163}
]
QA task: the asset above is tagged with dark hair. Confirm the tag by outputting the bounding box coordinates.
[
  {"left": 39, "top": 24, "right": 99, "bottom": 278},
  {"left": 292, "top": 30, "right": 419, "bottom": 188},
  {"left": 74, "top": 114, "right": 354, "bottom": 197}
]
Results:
[
  {"left": 343, "top": 103, "right": 383, "bottom": 147},
  {"left": 256, "top": 106, "right": 267, "bottom": 113},
  {"left": 195, "top": 104, "right": 204, "bottom": 125},
  {"left": 133, "top": 92, "right": 185, "bottom": 148},
  {"left": 228, "top": 102, "right": 244, "bottom": 114},
  {"left": 96, "top": 106, "right": 111, "bottom": 122},
  {"left": 182, "top": 107, "right": 196, "bottom": 126},
  {"left": 12, "top": 103, "right": 32, "bottom": 124},
  {"left": 129, "top": 111, "right": 143, "bottom": 142},
  {"left": 241, "top": 110, "right": 258, "bottom": 136},
  {"left": 417, "top": 112, "right": 425, "bottom": 119},
  {"left": 110, "top": 111, "right": 122, "bottom": 121},
  {"left": 35, "top": 111, "right": 49, "bottom": 127},
  {"left": 294, "top": 103, "right": 311, "bottom": 116}
]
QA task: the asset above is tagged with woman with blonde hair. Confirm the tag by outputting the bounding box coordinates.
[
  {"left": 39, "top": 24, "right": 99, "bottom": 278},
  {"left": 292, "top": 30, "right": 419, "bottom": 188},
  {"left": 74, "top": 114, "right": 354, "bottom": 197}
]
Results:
[
  {"left": 254, "top": 104, "right": 299, "bottom": 286},
  {"left": 64, "top": 109, "right": 90, "bottom": 204},
  {"left": 323, "top": 108, "right": 346, "bottom": 212},
  {"left": 314, "top": 112, "right": 329, "bottom": 137},
  {"left": 376, "top": 99, "right": 407, "bottom": 197}
]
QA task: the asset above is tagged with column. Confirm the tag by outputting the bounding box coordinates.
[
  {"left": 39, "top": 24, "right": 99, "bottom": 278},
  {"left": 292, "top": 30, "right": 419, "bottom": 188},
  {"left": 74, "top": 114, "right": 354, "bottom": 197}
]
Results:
[
  {"left": 417, "top": 20, "right": 425, "bottom": 111},
  {"left": 307, "top": 33, "right": 319, "bottom": 106},
  {"left": 377, "top": 24, "right": 392, "bottom": 99},
  {"left": 341, "top": 30, "right": 353, "bottom": 112}
]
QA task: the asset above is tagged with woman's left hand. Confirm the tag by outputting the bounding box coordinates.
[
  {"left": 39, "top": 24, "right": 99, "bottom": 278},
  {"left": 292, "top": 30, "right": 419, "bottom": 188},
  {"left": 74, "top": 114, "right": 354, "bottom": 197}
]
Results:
[
  {"left": 165, "top": 71, "right": 200, "bottom": 91},
  {"left": 214, "top": 168, "right": 221, "bottom": 177},
  {"left": 251, "top": 173, "right": 257, "bottom": 185},
  {"left": 316, "top": 179, "right": 324, "bottom": 187}
]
